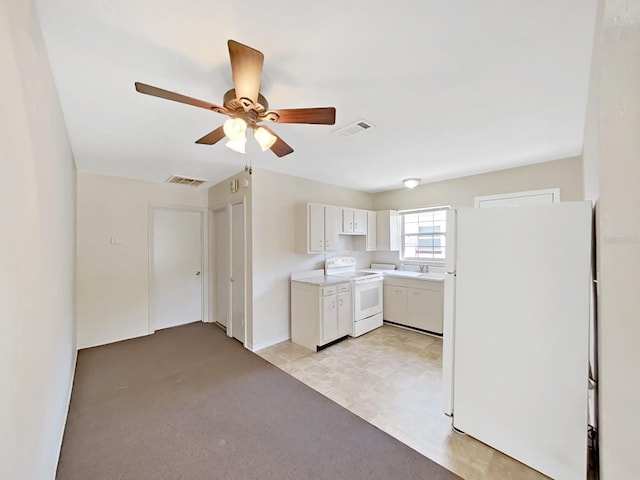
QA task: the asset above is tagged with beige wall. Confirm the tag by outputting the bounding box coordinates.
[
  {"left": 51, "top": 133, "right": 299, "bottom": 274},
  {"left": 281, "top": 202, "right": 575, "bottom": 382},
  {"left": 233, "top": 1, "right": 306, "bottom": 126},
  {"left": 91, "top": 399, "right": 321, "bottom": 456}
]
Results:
[
  {"left": 242, "top": 160, "right": 583, "bottom": 349},
  {"left": 584, "top": 1, "right": 640, "bottom": 477},
  {"left": 370, "top": 156, "right": 583, "bottom": 265},
  {"left": 77, "top": 173, "right": 208, "bottom": 348},
  {"left": 245, "top": 169, "right": 374, "bottom": 350},
  {"left": 373, "top": 156, "right": 583, "bottom": 211},
  {"left": 0, "top": 1, "right": 77, "bottom": 478}
]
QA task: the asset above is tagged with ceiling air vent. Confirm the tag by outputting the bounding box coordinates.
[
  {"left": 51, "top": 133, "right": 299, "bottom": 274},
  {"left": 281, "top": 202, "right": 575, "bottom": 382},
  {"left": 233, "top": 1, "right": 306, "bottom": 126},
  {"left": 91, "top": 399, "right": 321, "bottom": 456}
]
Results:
[
  {"left": 165, "top": 175, "right": 207, "bottom": 187},
  {"left": 333, "top": 119, "right": 375, "bottom": 138}
]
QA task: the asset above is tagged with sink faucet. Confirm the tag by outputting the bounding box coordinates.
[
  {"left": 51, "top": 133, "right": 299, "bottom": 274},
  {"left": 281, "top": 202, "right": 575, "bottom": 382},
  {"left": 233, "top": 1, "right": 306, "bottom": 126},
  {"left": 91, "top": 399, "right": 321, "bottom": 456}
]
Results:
[{"left": 419, "top": 264, "right": 429, "bottom": 273}]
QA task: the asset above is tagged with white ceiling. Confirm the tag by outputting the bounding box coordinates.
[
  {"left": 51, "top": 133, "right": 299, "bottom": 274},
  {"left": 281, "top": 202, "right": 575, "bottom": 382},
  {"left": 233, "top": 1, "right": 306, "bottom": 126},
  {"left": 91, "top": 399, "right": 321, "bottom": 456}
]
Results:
[{"left": 34, "top": 0, "right": 598, "bottom": 193}]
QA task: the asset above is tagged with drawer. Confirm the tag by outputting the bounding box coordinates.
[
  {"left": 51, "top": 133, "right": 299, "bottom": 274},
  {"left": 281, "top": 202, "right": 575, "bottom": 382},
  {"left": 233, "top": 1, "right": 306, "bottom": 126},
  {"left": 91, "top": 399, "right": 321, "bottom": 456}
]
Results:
[
  {"left": 322, "top": 286, "right": 337, "bottom": 296},
  {"left": 337, "top": 283, "right": 351, "bottom": 293}
]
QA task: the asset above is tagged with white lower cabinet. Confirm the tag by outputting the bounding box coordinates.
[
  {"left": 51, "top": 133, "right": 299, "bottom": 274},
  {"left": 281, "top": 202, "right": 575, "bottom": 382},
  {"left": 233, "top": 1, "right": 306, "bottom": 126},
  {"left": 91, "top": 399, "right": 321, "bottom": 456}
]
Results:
[
  {"left": 337, "top": 290, "right": 352, "bottom": 337},
  {"left": 383, "top": 277, "right": 444, "bottom": 334},
  {"left": 383, "top": 284, "right": 407, "bottom": 323},
  {"left": 292, "top": 281, "right": 352, "bottom": 350}
]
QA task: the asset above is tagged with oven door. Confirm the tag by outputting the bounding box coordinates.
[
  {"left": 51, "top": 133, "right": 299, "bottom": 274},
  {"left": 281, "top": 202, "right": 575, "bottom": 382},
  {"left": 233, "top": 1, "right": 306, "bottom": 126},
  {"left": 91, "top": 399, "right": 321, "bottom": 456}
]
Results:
[{"left": 353, "top": 277, "right": 383, "bottom": 321}]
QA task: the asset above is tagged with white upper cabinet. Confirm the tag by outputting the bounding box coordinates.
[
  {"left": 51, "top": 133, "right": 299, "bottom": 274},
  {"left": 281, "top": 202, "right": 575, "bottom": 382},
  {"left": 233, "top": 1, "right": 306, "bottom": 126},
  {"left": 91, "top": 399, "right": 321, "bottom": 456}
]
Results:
[
  {"left": 324, "top": 206, "right": 339, "bottom": 251},
  {"left": 376, "top": 210, "right": 399, "bottom": 251},
  {"left": 366, "top": 211, "right": 377, "bottom": 250},
  {"left": 295, "top": 203, "right": 339, "bottom": 254},
  {"left": 341, "top": 208, "right": 366, "bottom": 234},
  {"left": 308, "top": 203, "right": 325, "bottom": 252}
]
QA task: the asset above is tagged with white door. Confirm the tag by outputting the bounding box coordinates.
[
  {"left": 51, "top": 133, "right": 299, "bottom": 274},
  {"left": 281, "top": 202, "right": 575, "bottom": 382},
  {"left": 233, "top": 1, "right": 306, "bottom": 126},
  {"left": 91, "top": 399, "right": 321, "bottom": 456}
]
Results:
[
  {"left": 151, "top": 207, "right": 203, "bottom": 331},
  {"left": 213, "top": 208, "right": 229, "bottom": 327},
  {"left": 230, "top": 201, "right": 245, "bottom": 343}
]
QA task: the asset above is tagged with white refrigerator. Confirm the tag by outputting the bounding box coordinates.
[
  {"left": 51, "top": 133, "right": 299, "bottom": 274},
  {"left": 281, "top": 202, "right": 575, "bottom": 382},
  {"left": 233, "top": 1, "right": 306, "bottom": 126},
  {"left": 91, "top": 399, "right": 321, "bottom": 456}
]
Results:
[{"left": 442, "top": 202, "right": 592, "bottom": 480}]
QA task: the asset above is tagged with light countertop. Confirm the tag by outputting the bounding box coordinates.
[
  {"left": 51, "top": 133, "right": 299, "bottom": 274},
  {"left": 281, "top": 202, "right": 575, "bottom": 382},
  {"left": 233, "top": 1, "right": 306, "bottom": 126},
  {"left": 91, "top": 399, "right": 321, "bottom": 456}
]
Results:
[
  {"left": 360, "top": 269, "right": 445, "bottom": 282},
  {"left": 291, "top": 275, "right": 351, "bottom": 286}
]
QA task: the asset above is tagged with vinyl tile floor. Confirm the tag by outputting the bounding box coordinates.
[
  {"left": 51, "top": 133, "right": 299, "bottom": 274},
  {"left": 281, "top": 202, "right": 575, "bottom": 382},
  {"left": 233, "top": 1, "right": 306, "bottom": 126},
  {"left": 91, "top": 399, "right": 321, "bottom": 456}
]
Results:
[{"left": 257, "top": 324, "right": 549, "bottom": 480}]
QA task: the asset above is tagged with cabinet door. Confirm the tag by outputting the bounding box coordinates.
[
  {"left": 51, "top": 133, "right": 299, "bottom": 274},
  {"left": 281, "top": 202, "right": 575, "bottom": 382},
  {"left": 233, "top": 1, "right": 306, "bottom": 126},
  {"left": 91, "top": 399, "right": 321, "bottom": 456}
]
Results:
[
  {"left": 308, "top": 204, "right": 325, "bottom": 253},
  {"left": 407, "top": 287, "right": 443, "bottom": 333},
  {"left": 366, "top": 211, "right": 377, "bottom": 250},
  {"left": 322, "top": 295, "right": 338, "bottom": 343},
  {"left": 342, "top": 208, "right": 354, "bottom": 233},
  {"left": 383, "top": 284, "right": 407, "bottom": 323},
  {"left": 324, "top": 206, "right": 339, "bottom": 251},
  {"left": 375, "top": 210, "right": 399, "bottom": 251},
  {"left": 337, "top": 291, "right": 352, "bottom": 336},
  {"left": 353, "top": 209, "right": 367, "bottom": 234}
]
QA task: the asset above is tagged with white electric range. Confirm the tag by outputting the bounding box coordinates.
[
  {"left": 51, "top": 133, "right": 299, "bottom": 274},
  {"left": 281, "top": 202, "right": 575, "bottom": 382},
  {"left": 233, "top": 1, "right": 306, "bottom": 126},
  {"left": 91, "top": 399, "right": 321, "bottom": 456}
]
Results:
[{"left": 325, "top": 257, "right": 384, "bottom": 337}]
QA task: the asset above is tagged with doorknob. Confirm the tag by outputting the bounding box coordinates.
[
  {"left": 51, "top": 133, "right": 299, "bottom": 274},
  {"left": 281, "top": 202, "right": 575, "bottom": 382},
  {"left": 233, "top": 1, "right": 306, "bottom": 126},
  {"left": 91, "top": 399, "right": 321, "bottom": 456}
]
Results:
[
  {"left": 230, "top": 277, "right": 234, "bottom": 282},
  {"left": 196, "top": 271, "right": 201, "bottom": 276}
]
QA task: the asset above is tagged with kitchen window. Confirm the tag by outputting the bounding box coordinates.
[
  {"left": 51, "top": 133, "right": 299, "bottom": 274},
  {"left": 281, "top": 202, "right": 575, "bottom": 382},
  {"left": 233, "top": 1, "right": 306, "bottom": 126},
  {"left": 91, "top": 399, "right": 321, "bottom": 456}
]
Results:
[{"left": 399, "top": 206, "right": 449, "bottom": 262}]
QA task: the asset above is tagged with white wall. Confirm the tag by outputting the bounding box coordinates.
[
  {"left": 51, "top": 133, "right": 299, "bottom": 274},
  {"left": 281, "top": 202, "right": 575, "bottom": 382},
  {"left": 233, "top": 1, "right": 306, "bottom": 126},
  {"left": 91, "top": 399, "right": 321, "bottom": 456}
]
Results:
[
  {"left": 583, "top": 1, "right": 640, "bottom": 477},
  {"left": 0, "top": 1, "right": 76, "bottom": 478},
  {"left": 250, "top": 169, "right": 374, "bottom": 350},
  {"left": 77, "top": 173, "right": 208, "bottom": 348}
]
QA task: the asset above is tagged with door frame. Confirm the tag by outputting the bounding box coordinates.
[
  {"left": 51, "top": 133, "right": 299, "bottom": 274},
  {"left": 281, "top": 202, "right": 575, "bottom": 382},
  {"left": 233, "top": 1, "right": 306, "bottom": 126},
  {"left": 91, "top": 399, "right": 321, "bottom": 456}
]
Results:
[
  {"left": 228, "top": 197, "right": 247, "bottom": 346},
  {"left": 209, "top": 197, "right": 247, "bottom": 346},
  {"left": 210, "top": 203, "right": 230, "bottom": 332},
  {"left": 148, "top": 203, "right": 208, "bottom": 334}
]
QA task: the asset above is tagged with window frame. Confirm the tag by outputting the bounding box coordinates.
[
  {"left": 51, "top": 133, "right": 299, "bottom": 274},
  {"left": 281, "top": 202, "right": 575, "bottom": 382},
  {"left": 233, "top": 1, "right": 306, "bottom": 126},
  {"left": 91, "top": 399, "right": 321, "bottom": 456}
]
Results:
[{"left": 399, "top": 205, "right": 450, "bottom": 264}]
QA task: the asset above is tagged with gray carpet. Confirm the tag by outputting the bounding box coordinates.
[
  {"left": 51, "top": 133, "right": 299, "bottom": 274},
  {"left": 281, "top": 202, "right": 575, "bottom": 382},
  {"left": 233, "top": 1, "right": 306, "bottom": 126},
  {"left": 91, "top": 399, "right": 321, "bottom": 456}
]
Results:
[{"left": 57, "top": 322, "right": 461, "bottom": 480}]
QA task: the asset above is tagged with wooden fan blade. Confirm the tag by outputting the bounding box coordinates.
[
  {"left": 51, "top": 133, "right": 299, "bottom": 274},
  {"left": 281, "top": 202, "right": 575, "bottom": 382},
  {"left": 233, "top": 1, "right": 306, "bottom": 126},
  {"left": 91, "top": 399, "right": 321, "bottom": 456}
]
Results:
[
  {"left": 227, "top": 40, "right": 264, "bottom": 105},
  {"left": 270, "top": 107, "right": 336, "bottom": 125},
  {"left": 195, "top": 126, "right": 226, "bottom": 145},
  {"left": 134, "top": 82, "right": 226, "bottom": 114},
  {"left": 260, "top": 125, "right": 294, "bottom": 157}
]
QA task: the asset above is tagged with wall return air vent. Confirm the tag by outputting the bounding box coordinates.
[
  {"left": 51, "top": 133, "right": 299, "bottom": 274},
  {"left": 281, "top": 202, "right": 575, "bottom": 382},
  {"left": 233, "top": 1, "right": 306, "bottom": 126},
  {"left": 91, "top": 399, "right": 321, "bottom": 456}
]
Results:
[
  {"left": 165, "top": 175, "right": 207, "bottom": 187},
  {"left": 333, "top": 119, "right": 374, "bottom": 138}
]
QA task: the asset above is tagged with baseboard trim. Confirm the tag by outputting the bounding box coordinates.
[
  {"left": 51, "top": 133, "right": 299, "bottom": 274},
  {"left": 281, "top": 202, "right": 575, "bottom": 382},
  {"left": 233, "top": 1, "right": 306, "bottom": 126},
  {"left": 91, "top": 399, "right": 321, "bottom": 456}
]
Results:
[{"left": 250, "top": 334, "right": 291, "bottom": 352}]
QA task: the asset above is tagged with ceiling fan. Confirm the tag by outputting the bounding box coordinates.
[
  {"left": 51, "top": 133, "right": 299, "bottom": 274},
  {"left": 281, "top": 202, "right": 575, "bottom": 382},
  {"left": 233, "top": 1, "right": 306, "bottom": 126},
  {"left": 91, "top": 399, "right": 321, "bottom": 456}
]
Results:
[{"left": 135, "top": 40, "right": 336, "bottom": 158}]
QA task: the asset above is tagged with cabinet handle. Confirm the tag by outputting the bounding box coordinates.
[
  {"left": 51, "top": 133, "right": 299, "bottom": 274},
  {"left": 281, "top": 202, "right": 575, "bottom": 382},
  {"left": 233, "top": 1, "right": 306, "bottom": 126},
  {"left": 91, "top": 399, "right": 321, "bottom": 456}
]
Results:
[
  {"left": 413, "top": 291, "right": 421, "bottom": 295},
  {"left": 339, "top": 298, "right": 343, "bottom": 306}
]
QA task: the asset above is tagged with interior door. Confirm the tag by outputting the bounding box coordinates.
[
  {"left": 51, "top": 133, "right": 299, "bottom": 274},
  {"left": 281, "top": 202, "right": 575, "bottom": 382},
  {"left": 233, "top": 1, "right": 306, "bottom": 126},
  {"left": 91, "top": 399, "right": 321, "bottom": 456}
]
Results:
[
  {"left": 213, "top": 208, "right": 229, "bottom": 327},
  {"left": 151, "top": 207, "right": 203, "bottom": 331},
  {"left": 230, "top": 201, "right": 245, "bottom": 343}
]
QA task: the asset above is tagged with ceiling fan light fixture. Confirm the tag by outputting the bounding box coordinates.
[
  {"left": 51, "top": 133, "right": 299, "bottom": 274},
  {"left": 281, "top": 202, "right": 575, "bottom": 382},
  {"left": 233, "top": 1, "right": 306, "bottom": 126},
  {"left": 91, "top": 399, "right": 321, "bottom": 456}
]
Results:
[
  {"left": 403, "top": 178, "right": 421, "bottom": 189},
  {"left": 225, "top": 138, "right": 246, "bottom": 154},
  {"left": 223, "top": 117, "right": 247, "bottom": 141},
  {"left": 254, "top": 126, "right": 277, "bottom": 151}
]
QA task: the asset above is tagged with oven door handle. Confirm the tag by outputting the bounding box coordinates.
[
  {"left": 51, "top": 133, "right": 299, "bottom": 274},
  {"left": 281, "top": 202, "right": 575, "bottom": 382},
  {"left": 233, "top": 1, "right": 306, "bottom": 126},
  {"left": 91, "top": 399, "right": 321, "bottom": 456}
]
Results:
[{"left": 356, "top": 276, "right": 383, "bottom": 284}]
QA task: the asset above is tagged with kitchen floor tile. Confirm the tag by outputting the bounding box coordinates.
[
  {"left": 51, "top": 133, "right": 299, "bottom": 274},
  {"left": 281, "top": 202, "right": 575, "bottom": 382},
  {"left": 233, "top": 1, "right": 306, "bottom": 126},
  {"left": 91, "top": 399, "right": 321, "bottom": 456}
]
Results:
[{"left": 257, "top": 324, "right": 550, "bottom": 480}]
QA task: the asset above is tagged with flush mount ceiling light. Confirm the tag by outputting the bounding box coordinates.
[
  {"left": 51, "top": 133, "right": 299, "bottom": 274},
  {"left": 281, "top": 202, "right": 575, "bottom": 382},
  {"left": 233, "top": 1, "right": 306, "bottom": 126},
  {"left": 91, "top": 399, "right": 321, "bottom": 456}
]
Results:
[{"left": 403, "top": 178, "right": 421, "bottom": 189}]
